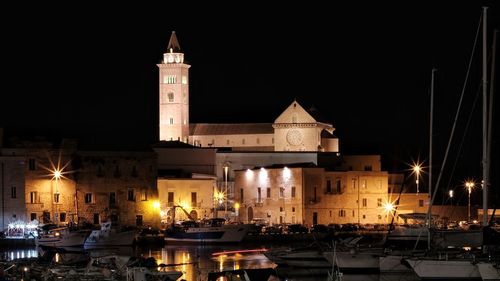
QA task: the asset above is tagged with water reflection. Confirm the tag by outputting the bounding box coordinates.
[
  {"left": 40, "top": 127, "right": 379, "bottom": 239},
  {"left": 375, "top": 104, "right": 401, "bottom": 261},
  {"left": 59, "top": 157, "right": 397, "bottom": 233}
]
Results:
[
  {"left": 1, "top": 249, "right": 38, "bottom": 261},
  {"left": 136, "top": 245, "right": 275, "bottom": 281}
]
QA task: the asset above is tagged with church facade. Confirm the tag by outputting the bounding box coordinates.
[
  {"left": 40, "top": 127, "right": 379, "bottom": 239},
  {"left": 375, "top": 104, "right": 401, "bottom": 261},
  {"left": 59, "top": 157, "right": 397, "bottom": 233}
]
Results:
[{"left": 158, "top": 32, "right": 339, "bottom": 153}]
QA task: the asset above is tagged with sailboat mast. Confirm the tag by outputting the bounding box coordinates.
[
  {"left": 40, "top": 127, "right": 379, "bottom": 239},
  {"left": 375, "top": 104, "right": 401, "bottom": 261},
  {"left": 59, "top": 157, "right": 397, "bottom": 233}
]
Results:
[
  {"left": 482, "top": 6, "right": 489, "bottom": 227},
  {"left": 428, "top": 67, "right": 436, "bottom": 250}
]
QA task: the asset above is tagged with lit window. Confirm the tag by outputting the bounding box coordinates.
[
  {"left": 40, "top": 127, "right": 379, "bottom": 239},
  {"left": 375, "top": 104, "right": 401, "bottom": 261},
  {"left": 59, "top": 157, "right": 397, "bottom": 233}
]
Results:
[
  {"left": 182, "top": 76, "right": 188, "bottom": 84},
  {"left": 164, "top": 75, "right": 177, "bottom": 84},
  {"left": 140, "top": 190, "right": 148, "bottom": 201},
  {"left": 30, "top": 192, "right": 37, "bottom": 203},
  {"left": 84, "top": 193, "right": 93, "bottom": 204},
  {"left": 128, "top": 189, "right": 135, "bottom": 201}
]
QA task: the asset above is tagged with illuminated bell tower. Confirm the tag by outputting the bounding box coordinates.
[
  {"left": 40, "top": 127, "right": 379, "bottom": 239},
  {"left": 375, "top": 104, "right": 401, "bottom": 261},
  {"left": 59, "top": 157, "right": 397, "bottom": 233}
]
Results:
[{"left": 158, "top": 31, "right": 191, "bottom": 142}]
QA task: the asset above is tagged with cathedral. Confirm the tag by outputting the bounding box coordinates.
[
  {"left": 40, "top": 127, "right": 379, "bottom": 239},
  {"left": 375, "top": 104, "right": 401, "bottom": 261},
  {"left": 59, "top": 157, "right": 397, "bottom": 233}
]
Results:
[{"left": 158, "top": 32, "right": 339, "bottom": 153}]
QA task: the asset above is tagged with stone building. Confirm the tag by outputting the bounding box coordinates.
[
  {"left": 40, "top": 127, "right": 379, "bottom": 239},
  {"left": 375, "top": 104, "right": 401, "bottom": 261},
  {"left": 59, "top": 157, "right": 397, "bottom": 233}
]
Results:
[
  {"left": 234, "top": 156, "right": 391, "bottom": 226},
  {"left": 0, "top": 145, "right": 26, "bottom": 230}
]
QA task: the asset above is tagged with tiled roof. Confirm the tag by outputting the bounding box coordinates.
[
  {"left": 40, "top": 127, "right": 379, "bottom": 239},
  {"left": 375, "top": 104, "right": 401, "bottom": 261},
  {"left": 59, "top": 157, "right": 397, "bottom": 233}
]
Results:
[{"left": 190, "top": 123, "right": 273, "bottom": 135}]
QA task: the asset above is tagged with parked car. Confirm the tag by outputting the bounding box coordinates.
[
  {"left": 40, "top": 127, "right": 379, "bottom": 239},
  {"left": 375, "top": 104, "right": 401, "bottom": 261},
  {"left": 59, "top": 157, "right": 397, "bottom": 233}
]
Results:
[{"left": 286, "top": 224, "right": 308, "bottom": 234}]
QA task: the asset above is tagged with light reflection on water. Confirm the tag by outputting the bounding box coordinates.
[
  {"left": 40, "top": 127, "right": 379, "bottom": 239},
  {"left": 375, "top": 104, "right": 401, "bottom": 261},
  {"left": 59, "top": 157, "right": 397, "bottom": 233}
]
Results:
[
  {"left": 136, "top": 244, "right": 276, "bottom": 281},
  {"left": 1, "top": 246, "right": 420, "bottom": 281}
]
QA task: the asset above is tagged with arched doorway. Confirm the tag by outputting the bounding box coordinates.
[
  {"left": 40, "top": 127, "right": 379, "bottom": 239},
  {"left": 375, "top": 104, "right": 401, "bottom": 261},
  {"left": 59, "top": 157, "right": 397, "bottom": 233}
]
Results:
[
  {"left": 190, "top": 210, "right": 198, "bottom": 220},
  {"left": 247, "top": 207, "right": 254, "bottom": 222}
]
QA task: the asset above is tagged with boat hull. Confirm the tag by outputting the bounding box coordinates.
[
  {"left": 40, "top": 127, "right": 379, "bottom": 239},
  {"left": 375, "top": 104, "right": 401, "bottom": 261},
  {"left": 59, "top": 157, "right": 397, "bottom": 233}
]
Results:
[
  {"left": 404, "top": 258, "right": 481, "bottom": 280},
  {"left": 164, "top": 224, "right": 250, "bottom": 243}
]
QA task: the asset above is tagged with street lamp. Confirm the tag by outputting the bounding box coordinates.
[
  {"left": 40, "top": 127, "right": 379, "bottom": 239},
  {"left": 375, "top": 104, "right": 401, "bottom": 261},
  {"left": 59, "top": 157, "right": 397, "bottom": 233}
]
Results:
[
  {"left": 465, "top": 181, "right": 475, "bottom": 222},
  {"left": 412, "top": 163, "right": 422, "bottom": 195},
  {"left": 52, "top": 169, "right": 62, "bottom": 224},
  {"left": 449, "top": 189, "right": 454, "bottom": 207},
  {"left": 223, "top": 163, "right": 229, "bottom": 220}
]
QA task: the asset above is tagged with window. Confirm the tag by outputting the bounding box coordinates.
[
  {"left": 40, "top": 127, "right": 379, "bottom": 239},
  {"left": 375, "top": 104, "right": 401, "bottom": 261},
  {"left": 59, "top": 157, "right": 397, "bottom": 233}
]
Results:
[
  {"left": 164, "top": 75, "right": 177, "bottom": 84},
  {"left": 352, "top": 178, "right": 357, "bottom": 189},
  {"left": 140, "top": 190, "right": 147, "bottom": 201},
  {"left": 97, "top": 165, "right": 104, "bottom": 177},
  {"left": 168, "top": 192, "right": 174, "bottom": 204},
  {"left": 266, "top": 187, "right": 271, "bottom": 198},
  {"left": 226, "top": 139, "right": 230, "bottom": 145},
  {"left": 240, "top": 188, "right": 244, "bottom": 202},
  {"left": 279, "top": 187, "right": 284, "bottom": 198},
  {"left": 109, "top": 192, "right": 116, "bottom": 207},
  {"left": 181, "top": 75, "right": 188, "bottom": 84},
  {"left": 326, "top": 179, "right": 332, "bottom": 193},
  {"left": 131, "top": 166, "right": 138, "bottom": 177},
  {"left": 280, "top": 207, "right": 283, "bottom": 212},
  {"left": 60, "top": 213, "right": 66, "bottom": 222},
  {"left": 168, "top": 92, "right": 174, "bottom": 102},
  {"left": 352, "top": 210, "right": 355, "bottom": 217},
  {"left": 339, "top": 209, "right": 345, "bottom": 217},
  {"left": 419, "top": 200, "right": 424, "bottom": 207},
  {"left": 242, "top": 139, "right": 245, "bottom": 145},
  {"left": 114, "top": 165, "right": 121, "bottom": 178},
  {"left": 330, "top": 210, "right": 332, "bottom": 217},
  {"left": 128, "top": 189, "right": 135, "bottom": 201},
  {"left": 11, "top": 186, "right": 16, "bottom": 198},
  {"left": 362, "top": 198, "right": 367, "bottom": 207},
  {"left": 191, "top": 192, "right": 197, "bottom": 206},
  {"left": 292, "top": 207, "right": 295, "bottom": 212},
  {"left": 257, "top": 188, "right": 262, "bottom": 203},
  {"left": 291, "top": 186, "right": 296, "bottom": 198},
  {"left": 362, "top": 214, "right": 366, "bottom": 219},
  {"left": 377, "top": 198, "right": 382, "bottom": 207},
  {"left": 30, "top": 213, "right": 37, "bottom": 221},
  {"left": 54, "top": 193, "right": 60, "bottom": 203},
  {"left": 272, "top": 138, "right": 274, "bottom": 144},
  {"left": 30, "top": 192, "right": 37, "bottom": 203},
  {"left": 362, "top": 179, "right": 367, "bottom": 189},
  {"left": 256, "top": 138, "right": 260, "bottom": 144},
  {"left": 364, "top": 165, "right": 372, "bottom": 171},
  {"left": 93, "top": 213, "right": 99, "bottom": 224},
  {"left": 29, "top": 158, "right": 36, "bottom": 170},
  {"left": 336, "top": 178, "right": 341, "bottom": 193},
  {"left": 169, "top": 118, "right": 174, "bottom": 125},
  {"left": 84, "top": 193, "right": 93, "bottom": 204}
]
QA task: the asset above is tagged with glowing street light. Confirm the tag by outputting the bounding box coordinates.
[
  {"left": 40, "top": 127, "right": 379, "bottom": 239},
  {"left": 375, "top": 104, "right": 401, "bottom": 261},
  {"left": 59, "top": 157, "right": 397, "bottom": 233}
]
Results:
[
  {"left": 412, "top": 163, "right": 422, "bottom": 195},
  {"left": 449, "top": 189, "right": 454, "bottom": 206},
  {"left": 465, "top": 180, "right": 475, "bottom": 222}
]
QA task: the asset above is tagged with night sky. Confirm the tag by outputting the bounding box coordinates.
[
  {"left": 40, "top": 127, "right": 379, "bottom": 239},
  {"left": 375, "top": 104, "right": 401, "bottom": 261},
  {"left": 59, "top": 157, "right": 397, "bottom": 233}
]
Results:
[{"left": 1, "top": 2, "right": 499, "bottom": 203}]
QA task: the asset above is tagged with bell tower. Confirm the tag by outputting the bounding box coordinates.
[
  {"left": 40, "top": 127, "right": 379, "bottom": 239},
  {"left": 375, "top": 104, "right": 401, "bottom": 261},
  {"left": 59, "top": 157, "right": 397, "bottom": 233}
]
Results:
[{"left": 158, "top": 31, "right": 191, "bottom": 142}]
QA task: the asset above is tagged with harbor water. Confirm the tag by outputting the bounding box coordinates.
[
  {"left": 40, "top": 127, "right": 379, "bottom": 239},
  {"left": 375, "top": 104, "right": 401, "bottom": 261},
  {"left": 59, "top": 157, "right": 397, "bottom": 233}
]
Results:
[{"left": 1, "top": 244, "right": 420, "bottom": 281}]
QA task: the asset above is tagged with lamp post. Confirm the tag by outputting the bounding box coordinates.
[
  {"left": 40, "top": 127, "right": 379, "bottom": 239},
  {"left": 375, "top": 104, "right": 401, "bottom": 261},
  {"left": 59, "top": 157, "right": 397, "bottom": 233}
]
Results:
[
  {"left": 52, "top": 169, "right": 62, "bottom": 224},
  {"left": 223, "top": 163, "right": 229, "bottom": 220},
  {"left": 465, "top": 181, "right": 475, "bottom": 222},
  {"left": 449, "top": 189, "right": 454, "bottom": 207},
  {"left": 412, "top": 163, "right": 422, "bottom": 195}
]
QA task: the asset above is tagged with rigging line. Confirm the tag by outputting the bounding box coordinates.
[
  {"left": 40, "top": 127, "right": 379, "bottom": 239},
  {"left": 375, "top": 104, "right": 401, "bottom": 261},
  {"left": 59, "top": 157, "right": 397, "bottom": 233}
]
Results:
[
  {"left": 429, "top": 11, "right": 483, "bottom": 217},
  {"left": 441, "top": 83, "right": 481, "bottom": 219}
]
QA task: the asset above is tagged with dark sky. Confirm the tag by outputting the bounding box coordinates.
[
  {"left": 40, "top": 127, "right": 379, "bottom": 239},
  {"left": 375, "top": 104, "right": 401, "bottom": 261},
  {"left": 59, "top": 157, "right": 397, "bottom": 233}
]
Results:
[{"left": 1, "top": 2, "right": 499, "bottom": 202}]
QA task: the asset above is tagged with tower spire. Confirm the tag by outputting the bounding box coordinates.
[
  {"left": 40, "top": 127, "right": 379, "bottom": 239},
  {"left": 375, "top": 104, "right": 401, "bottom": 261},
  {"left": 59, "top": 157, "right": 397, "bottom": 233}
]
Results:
[{"left": 167, "top": 31, "right": 181, "bottom": 53}]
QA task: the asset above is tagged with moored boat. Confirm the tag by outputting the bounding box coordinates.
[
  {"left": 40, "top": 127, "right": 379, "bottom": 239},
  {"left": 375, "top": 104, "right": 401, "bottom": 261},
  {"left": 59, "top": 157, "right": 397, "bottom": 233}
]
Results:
[{"left": 164, "top": 218, "right": 250, "bottom": 243}]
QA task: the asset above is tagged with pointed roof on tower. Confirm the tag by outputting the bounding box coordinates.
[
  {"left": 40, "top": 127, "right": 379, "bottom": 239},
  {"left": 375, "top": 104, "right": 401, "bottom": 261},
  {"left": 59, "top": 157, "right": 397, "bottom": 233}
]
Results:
[{"left": 167, "top": 31, "right": 181, "bottom": 53}]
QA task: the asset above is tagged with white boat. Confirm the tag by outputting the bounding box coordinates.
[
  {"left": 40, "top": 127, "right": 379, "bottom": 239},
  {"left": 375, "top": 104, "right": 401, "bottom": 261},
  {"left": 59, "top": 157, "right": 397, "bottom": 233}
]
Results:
[
  {"left": 477, "top": 262, "right": 500, "bottom": 281},
  {"left": 84, "top": 221, "right": 137, "bottom": 249},
  {"left": 36, "top": 227, "right": 89, "bottom": 249},
  {"left": 404, "top": 257, "right": 480, "bottom": 280},
  {"left": 164, "top": 218, "right": 250, "bottom": 243}
]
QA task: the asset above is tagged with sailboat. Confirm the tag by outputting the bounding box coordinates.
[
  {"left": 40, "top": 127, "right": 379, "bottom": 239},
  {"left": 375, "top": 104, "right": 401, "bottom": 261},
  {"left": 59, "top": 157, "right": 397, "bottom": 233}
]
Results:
[{"left": 405, "top": 7, "right": 498, "bottom": 280}]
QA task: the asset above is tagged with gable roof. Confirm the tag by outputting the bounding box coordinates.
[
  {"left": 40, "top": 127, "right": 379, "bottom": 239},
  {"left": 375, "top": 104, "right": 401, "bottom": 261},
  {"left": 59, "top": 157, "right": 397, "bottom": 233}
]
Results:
[{"left": 190, "top": 123, "right": 273, "bottom": 135}]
